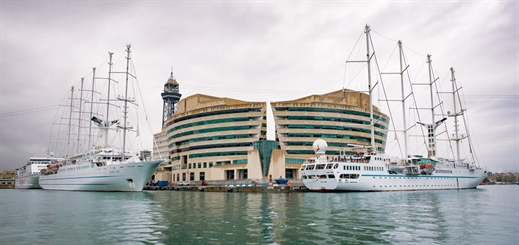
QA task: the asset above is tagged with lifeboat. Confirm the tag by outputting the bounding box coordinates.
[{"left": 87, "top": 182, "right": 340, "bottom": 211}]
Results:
[
  {"left": 420, "top": 164, "right": 434, "bottom": 169},
  {"left": 420, "top": 164, "right": 435, "bottom": 175}
]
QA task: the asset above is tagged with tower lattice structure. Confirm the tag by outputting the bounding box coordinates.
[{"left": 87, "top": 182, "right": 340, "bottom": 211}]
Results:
[{"left": 161, "top": 72, "right": 182, "bottom": 127}]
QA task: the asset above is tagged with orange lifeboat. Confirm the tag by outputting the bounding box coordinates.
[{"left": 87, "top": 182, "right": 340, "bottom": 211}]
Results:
[{"left": 420, "top": 164, "right": 434, "bottom": 169}]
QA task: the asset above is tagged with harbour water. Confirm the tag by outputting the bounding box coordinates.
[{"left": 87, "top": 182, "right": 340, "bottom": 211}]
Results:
[{"left": 1, "top": 185, "right": 517, "bottom": 244}]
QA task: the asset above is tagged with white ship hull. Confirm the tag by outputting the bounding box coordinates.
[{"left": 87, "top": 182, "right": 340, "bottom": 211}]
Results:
[
  {"left": 39, "top": 160, "right": 162, "bottom": 192},
  {"left": 15, "top": 174, "right": 41, "bottom": 189},
  {"left": 16, "top": 157, "right": 61, "bottom": 189},
  {"left": 302, "top": 160, "right": 486, "bottom": 192}
]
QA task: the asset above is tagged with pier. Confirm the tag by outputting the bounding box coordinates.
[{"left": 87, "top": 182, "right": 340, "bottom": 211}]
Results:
[{"left": 144, "top": 180, "right": 309, "bottom": 193}]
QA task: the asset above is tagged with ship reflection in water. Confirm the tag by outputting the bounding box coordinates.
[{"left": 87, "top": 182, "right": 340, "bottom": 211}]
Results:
[{"left": 1, "top": 186, "right": 517, "bottom": 244}]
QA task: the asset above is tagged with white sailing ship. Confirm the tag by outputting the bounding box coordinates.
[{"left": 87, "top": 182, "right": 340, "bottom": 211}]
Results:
[
  {"left": 39, "top": 45, "right": 163, "bottom": 191},
  {"left": 301, "top": 26, "right": 486, "bottom": 191}
]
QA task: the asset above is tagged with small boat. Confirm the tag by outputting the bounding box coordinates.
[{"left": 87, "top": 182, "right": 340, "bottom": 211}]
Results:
[{"left": 275, "top": 179, "right": 289, "bottom": 185}]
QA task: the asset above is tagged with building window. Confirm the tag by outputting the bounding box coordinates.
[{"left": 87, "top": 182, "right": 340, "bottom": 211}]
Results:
[
  {"left": 233, "top": 159, "right": 248, "bottom": 164},
  {"left": 226, "top": 170, "right": 234, "bottom": 180},
  {"left": 238, "top": 169, "right": 247, "bottom": 179},
  {"left": 286, "top": 158, "right": 305, "bottom": 164},
  {"left": 200, "top": 172, "right": 205, "bottom": 181},
  {"left": 190, "top": 172, "right": 194, "bottom": 181},
  {"left": 203, "top": 162, "right": 207, "bottom": 168},
  {"left": 285, "top": 169, "right": 295, "bottom": 179}
]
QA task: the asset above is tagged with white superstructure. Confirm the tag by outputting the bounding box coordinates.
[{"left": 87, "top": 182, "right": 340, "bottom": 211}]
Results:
[{"left": 15, "top": 155, "right": 64, "bottom": 189}]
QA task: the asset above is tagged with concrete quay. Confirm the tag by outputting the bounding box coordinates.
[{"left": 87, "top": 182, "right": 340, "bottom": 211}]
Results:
[{"left": 144, "top": 180, "right": 309, "bottom": 193}]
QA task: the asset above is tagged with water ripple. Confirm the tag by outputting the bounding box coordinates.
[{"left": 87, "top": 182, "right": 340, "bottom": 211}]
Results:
[{"left": 1, "top": 186, "right": 518, "bottom": 244}]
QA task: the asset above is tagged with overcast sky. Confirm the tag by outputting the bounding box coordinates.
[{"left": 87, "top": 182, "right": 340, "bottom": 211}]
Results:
[{"left": 1, "top": 0, "right": 517, "bottom": 173}]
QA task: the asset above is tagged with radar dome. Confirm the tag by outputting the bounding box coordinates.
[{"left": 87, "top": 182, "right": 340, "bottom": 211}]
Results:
[{"left": 312, "top": 139, "right": 327, "bottom": 154}]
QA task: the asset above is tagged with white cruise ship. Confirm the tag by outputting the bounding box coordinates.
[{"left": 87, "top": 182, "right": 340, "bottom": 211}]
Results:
[
  {"left": 301, "top": 26, "right": 486, "bottom": 191},
  {"left": 38, "top": 45, "right": 163, "bottom": 192},
  {"left": 15, "top": 155, "right": 64, "bottom": 189}
]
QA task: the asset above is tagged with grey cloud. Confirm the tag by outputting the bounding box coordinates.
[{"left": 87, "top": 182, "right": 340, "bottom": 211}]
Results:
[{"left": 1, "top": 1, "right": 517, "bottom": 173}]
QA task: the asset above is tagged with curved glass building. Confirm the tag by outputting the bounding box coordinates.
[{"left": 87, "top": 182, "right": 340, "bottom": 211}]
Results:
[
  {"left": 164, "top": 94, "right": 267, "bottom": 183},
  {"left": 157, "top": 89, "right": 388, "bottom": 183},
  {"left": 271, "top": 89, "right": 389, "bottom": 177}
]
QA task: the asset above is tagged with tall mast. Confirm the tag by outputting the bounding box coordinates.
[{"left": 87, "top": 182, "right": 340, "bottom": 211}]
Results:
[
  {"left": 425, "top": 54, "right": 444, "bottom": 158},
  {"left": 104, "top": 52, "right": 114, "bottom": 148},
  {"left": 122, "top": 44, "right": 131, "bottom": 154},
  {"left": 448, "top": 67, "right": 474, "bottom": 165},
  {"left": 77, "top": 78, "right": 84, "bottom": 154},
  {"left": 427, "top": 55, "right": 435, "bottom": 127},
  {"left": 417, "top": 54, "right": 445, "bottom": 158},
  {"left": 66, "top": 86, "right": 74, "bottom": 157},
  {"left": 365, "top": 24, "right": 375, "bottom": 150},
  {"left": 381, "top": 40, "right": 412, "bottom": 159},
  {"left": 88, "top": 68, "right": 96, "bottom": 149},
  {"left": 398, "top": 40, "right": 408, "bottom": 159},
  {"left": 450, "top": 67, "right": 461, "bottom": 162}
]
